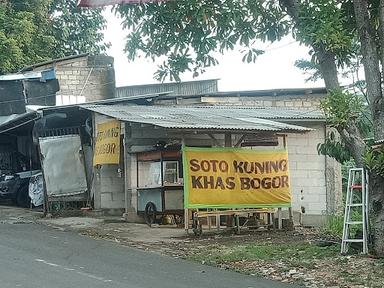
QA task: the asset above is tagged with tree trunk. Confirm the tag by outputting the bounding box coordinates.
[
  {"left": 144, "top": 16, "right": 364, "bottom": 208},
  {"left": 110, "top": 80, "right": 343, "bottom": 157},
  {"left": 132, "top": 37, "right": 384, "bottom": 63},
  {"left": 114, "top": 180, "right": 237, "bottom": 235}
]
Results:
[
  {"left": 279, "top": 0, "right": 340, "bottom": 90},
  {"left": 339, "top": 123, "right": 365, "bottom": 167},
  {"left": 354, "top": 0, "right": 384, "bottom": 139},
  {"left": 354, "top": 0, "right": 384, "bottom": 255},
  {"left": 280, "top": 0, "right": 367, "bottom": 166},
  {"left": 315, "top": 45, "right": 340, "bottom": 90},
  {"left": 283, "top": 0, "right": 384, "bottom": 253},
  {"left": 370, "top": 173, "right": 384, "bottom": 255}
]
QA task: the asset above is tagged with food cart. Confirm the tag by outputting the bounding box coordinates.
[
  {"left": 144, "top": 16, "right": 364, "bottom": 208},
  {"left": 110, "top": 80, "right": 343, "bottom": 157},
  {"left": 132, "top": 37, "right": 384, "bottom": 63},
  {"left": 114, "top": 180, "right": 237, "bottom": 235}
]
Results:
[{"left": 136, "top": 149, "right": 184, "bottom": 226}]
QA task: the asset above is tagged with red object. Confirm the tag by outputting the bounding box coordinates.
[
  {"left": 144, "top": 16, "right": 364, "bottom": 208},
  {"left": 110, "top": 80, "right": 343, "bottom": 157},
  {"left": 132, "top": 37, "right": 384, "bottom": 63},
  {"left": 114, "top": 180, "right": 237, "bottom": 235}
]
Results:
[
  {"left": 351, "top": 185, "right": 362, "bottom": 189},
  {"left": 78, "top": 0, "right": 168, "bottom": 7}
]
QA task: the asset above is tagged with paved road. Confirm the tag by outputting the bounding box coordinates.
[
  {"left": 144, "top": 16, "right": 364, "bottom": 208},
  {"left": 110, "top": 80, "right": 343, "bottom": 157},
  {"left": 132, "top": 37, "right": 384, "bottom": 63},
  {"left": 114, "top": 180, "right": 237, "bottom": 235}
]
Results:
[{"left": 0, "top": 221, "right": 296, "bottom": 288}]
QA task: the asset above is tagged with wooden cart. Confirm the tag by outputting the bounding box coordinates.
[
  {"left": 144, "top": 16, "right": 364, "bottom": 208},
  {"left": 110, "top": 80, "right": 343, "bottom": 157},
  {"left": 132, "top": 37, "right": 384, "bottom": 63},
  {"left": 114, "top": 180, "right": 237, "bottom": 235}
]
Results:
[{"left": 190, "top": 208, "right": 277, "bottom": 235}]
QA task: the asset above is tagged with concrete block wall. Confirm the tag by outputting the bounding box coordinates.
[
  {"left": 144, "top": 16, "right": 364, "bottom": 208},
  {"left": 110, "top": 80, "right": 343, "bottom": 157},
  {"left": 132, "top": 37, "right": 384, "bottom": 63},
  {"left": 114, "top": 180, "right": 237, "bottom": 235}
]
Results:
[
  {"left": 93, "top": 114, "right": 125, "bottom": 213},
  {"left": 98, "top": 165, "right": 125, "bottom": 209},
  {"left": 200, "top": 93, "right": 325, "bottom": 108},
  {"left": 287, "top": 124, "right": 328, "bottom": 225},
  {"left": 32, "top": 55, "right": 115, "bottom": 104}
]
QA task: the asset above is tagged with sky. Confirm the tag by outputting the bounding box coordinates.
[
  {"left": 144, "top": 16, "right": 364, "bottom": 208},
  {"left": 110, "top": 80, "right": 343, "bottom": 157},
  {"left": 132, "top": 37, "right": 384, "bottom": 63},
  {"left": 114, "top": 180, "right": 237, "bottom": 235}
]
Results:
[{"left": 103, "top": 10, "right": 325, "bottom": 92}]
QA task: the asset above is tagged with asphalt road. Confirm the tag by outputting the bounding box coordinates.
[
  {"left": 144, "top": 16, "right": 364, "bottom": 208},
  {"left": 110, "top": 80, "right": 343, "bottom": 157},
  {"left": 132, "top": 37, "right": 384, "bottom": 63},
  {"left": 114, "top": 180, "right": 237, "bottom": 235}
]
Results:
[{"left": 0, "top": 221, "right": 297, "bottom": 288}]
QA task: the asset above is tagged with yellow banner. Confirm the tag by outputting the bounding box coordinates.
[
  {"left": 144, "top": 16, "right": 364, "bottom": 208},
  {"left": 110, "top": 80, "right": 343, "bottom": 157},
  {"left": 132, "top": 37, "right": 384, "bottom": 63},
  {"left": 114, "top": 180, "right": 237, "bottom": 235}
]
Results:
[
  {"left": 183, "top": 147, "right": 291, "bottom": 208},
  {"left": 93, "top": 120, "right": 121, "bottom": 166}
]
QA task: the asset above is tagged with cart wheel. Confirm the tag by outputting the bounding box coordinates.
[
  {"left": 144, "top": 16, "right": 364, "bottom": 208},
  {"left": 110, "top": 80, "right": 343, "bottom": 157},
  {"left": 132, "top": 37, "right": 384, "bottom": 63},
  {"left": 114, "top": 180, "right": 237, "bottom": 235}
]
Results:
[
  {"left": 174, "top": 214, "right": 183, "bottom": 226},
  {"left": 144, "top": 202, "right": 157, "bottom": 227},
  {"left": 192, "top": 218, "right": 202, "bottom": 236}
]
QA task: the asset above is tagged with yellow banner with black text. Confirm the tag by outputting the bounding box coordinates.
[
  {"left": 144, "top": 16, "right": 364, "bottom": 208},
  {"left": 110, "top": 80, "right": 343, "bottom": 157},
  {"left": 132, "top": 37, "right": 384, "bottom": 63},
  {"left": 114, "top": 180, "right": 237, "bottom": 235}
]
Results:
[
  {"left": 93, "top": 120, "right": 121, "bottom": 166},
  {"left": 183, "top": 147, "right": 291, "bottom": 208}
]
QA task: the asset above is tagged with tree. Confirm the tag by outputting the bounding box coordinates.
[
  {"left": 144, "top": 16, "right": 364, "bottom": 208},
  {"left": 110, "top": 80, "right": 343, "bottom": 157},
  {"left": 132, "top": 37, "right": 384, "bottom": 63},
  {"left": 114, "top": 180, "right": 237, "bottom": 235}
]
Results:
[
  {"left": 116, "top": 0, "right": 384, "bottom": 255},
  {"left": 0, "top": 0, "right": 108, "bottom": 74},
  {"left": 50, "top": 0, "right": 110, "bottom": 58},
  {"left": 0, "top": 0, "right": 54, "bottom": 74}
]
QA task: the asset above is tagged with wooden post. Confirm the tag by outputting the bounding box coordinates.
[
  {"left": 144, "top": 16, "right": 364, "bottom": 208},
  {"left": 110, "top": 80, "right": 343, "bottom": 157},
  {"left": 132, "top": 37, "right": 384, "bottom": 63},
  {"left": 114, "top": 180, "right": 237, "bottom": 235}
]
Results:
[
  {"left": 224, "top": 133, "right": 232, "bottom": 147},
  {"left": 277, "top": 207, "right": 282, "bottom": 230},
  {"left": 123, "top": 123, "right": 128, "bottom": 217},
  {"left": 224, "top": 133, "right": 233, "bottom": 228},
  {"left": 216, "top": 209, "right": 220, "bottom": 231},
  {"left": 235, "top": 215, "right": 240, "bottom": 234},
  {"left": 37, "top": 138, "right": 49, "bottom": 216},
  {"left": 181, "top": 135, "right": 189, "bottom": 233},
  {"left": 282, "top": 134, "right": 292, "bottom": 229}
]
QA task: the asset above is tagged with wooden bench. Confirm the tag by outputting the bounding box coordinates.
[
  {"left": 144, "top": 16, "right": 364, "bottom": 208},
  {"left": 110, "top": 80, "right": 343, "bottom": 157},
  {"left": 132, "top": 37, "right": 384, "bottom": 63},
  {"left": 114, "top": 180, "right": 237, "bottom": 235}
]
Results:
[{"left": 190, "top": 208, "right": 277, "bottom": 235}]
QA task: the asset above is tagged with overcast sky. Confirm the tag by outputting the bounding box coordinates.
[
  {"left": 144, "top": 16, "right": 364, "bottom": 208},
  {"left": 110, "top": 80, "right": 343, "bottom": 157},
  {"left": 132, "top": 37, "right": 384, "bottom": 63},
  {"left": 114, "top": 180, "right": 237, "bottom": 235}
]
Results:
[{"left": 104, "top": 10, "right": 325, "bottom": 91}]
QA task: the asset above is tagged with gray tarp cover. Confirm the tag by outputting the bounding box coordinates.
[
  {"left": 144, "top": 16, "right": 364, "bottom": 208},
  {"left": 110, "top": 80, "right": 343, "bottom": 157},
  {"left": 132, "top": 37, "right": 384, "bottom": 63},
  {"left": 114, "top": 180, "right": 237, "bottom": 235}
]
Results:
[{"left": 39, "top": 135, "right": 87, "bottom": 197}]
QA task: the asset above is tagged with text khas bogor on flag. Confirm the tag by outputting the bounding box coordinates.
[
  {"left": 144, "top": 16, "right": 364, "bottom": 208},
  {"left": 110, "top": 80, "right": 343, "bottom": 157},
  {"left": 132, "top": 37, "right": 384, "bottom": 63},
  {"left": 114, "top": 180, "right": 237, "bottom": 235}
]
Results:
[{"left": 77, "top": 0, "right": 169, "bottom": 7}]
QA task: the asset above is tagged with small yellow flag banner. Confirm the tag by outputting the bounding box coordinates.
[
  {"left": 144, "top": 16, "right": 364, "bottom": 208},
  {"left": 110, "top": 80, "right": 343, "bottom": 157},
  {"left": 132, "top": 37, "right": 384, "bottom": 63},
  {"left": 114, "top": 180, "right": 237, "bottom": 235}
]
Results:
[
  {"left": 93, "top": 120, "right": 121, "bottom": 166},
  {"left": 183, "top": 147, "right": 291, "bottom": 209}
]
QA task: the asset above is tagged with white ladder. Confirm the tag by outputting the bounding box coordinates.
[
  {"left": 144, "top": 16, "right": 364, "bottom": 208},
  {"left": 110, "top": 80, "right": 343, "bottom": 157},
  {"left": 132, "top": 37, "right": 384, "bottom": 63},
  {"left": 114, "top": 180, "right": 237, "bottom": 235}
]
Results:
[{"left": 341, "top": 168, "right": 369, "bottom": 254}]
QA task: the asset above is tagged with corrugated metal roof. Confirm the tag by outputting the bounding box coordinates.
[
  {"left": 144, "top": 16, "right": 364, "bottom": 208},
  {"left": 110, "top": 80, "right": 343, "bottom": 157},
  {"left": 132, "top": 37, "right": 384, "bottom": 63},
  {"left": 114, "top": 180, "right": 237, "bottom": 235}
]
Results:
[
  {"left": 0, "top": 111, "right": 40, "bottom": 133},
  {"left": 0, "top": 69, "right": 56, "bottom": 81},
  {"left": 0, "top": 114, "right": 20, "bottom": 126},
  {"left": 41, "top": 92, "right": 171, "bottom": 113},
  {"left": 81, "top": 104, "right": 313, "bottom": 133},
  {"left": 116, "top": 79, "right": 218, "bottom": 98},
  {"left": 21, "top": 53, "right": 89, "bottom": 71}
]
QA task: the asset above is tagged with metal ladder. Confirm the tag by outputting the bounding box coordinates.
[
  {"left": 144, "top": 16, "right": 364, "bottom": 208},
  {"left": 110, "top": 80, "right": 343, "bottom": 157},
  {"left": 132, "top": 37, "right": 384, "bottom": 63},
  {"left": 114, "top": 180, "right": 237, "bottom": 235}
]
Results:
[{"left": 341, "top": 168, "right": 369, "bottom": 254}]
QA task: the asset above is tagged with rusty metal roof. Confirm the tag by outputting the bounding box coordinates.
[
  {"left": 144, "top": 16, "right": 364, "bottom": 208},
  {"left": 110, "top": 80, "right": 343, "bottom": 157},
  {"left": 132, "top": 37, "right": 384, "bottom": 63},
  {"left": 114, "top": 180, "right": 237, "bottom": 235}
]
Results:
[{"left": 81, "top": 104, "right": 313, "bottom": 133}]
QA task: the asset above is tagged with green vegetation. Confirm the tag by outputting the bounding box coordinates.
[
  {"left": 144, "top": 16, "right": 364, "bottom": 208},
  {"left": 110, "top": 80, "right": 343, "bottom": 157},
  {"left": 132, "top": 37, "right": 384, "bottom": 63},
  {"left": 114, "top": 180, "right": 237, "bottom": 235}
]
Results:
[
  {"left": 189, "top": 243, "right": 339, "bottom": 268},
  {"left": 0, "top": 0, "right": 108, "bottom": 74},
  {"left": 322, "top": 214, "right": 344, "bottom": 238},
  {"left": 322, "top": 210, "right": 363, "bottom": 241}
]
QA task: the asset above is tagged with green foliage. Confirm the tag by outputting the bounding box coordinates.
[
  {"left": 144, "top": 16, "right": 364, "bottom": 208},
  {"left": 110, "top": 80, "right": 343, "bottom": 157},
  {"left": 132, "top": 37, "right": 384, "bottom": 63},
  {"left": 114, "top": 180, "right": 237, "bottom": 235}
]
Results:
[
  {"left": 116, "top": 0, "right": 290, "bottom": 81},
  {"left": 317, "top": 131, "right": 352, "bottom": 163},
  {"left": 318, "top": 89, "right": 371, "bottom": 163},
  {"left": 294, "top": 59, "right": 322, "bottom": 82},
  {"left": 322, "top": 210, "right": 363, "bottom": 240},
  {"left": 50, "top": 0, "right": 110, "bottom": 58},
  {"left": 364, "top": 147, "right": 384, "bottom": 177},
  {"left": 295, "top": 0, "right": 355, "bottom": 65},
  {"left": 115, "top": 0, "right": 359, "bottom": 81},
  {"left": 0, "top": 0, "right": 108, "bottom": 74},
  {"left": 322, "top": 214, "right": 344, "bottom": 238},
  {"left": 0, "top": 0, "right": 54, "bottom": 74},
  {"left": 320, "top": 89, "right": 365, "bottom": 128},
  {"left": 189, "top": 242, "right": 339, "bottom": 268}
]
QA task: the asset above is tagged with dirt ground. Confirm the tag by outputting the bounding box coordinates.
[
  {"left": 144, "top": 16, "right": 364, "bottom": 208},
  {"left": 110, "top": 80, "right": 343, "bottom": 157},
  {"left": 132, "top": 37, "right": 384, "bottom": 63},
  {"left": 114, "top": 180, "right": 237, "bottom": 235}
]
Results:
[
  {"left": 2, "top": 206, "right": 383, "bottom": 288},
  {"left": 40, "top": 215, "right": 384, "bottom": 288}
]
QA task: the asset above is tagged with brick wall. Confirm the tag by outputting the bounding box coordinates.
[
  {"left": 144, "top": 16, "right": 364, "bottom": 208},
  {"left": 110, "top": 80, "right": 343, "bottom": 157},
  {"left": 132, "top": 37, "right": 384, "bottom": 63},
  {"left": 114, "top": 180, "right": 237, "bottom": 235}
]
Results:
[
  {"left": 200, "top": 93, "right": 325, "bottom": 108},
  {"left": 93, "top": 114, "right": 124, "bottom": 212},
  {"left": 33, "top": 55, "right": 115, "bottom": 104}
]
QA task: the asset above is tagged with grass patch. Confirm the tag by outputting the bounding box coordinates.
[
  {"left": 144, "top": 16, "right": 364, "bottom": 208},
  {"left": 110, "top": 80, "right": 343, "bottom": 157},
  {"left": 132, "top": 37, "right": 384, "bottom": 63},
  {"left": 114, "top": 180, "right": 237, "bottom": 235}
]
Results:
[
  {"left": 322, "top": 214, "right": 344, "bottom": 238},
  {"left": 189, "top": 242, "right": 339, "bottom": 267},
  {"left": 322, "top": 211, "right": 363, "bottom": 239}
]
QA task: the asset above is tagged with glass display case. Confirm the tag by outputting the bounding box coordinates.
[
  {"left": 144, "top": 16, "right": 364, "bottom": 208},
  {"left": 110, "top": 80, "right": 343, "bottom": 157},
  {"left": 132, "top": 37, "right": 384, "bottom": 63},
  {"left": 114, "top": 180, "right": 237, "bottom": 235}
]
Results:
[{"left": 136, "top": 150, "right": 183, "bottom": 225}]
